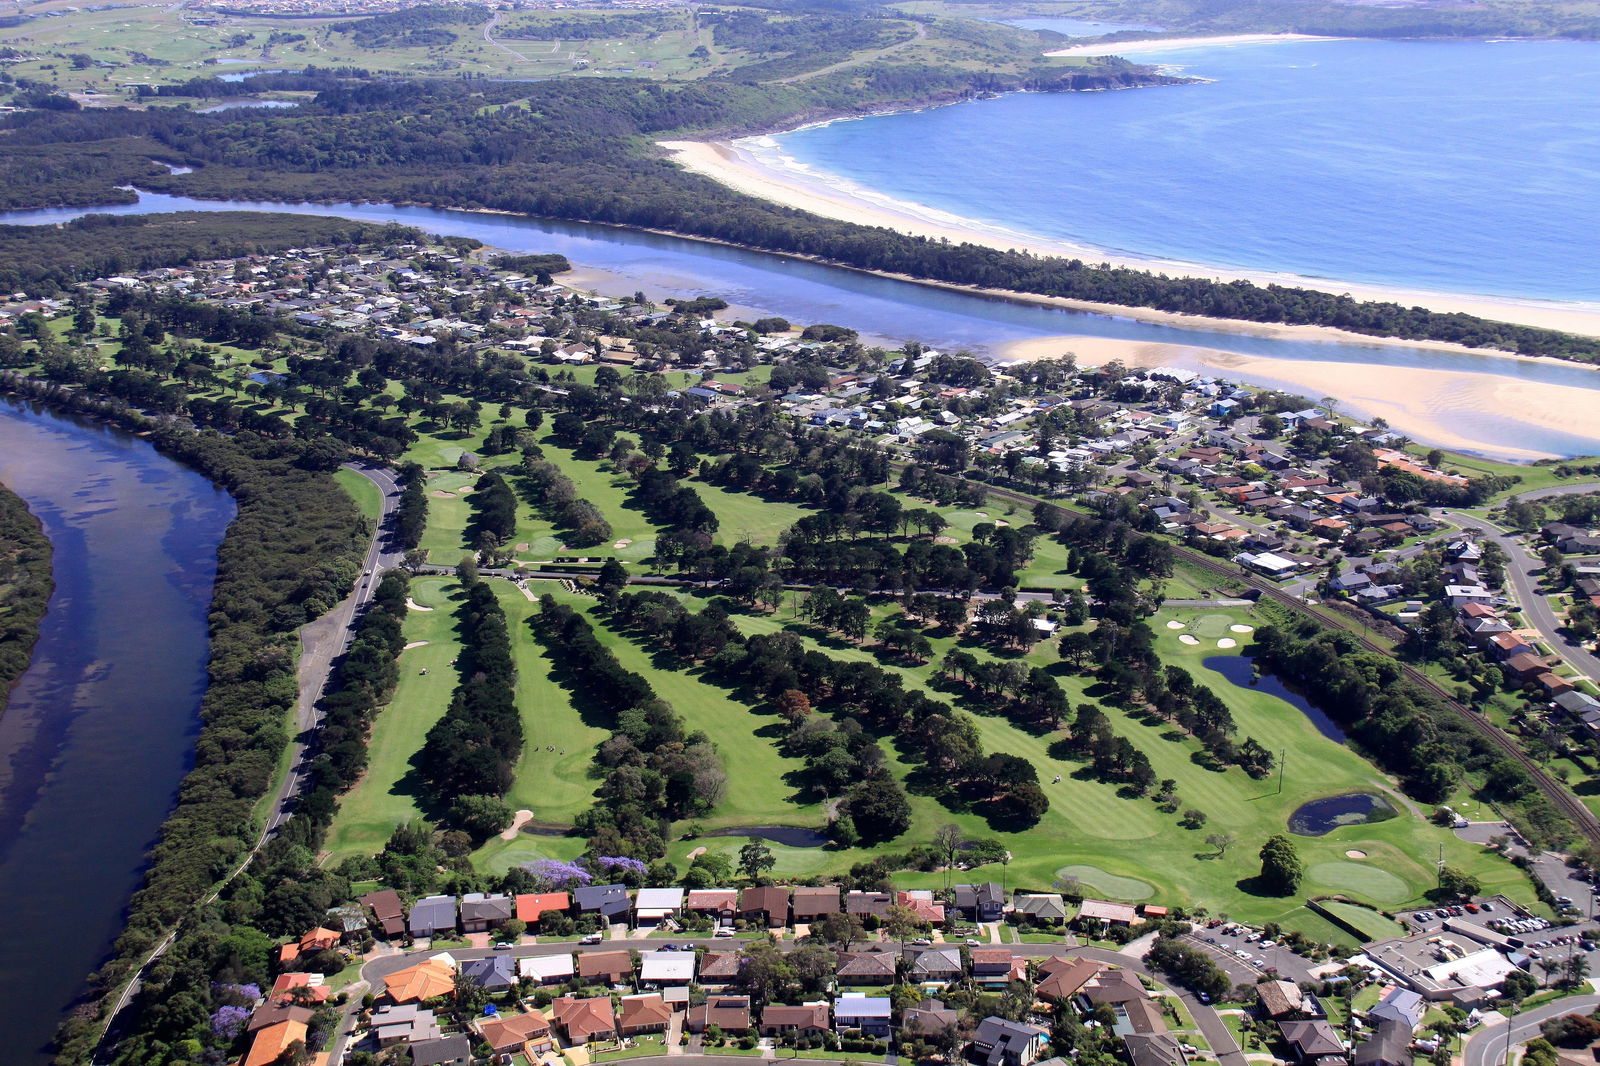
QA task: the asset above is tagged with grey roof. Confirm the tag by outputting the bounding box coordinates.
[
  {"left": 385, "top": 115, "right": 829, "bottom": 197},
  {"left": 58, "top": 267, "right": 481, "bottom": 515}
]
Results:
[
  {"left": 975, "top": 1016, "right": 1048, "bottom": 1055},
  {"left": 834, "top": 995, "right": 892, "bottom": 1019},
  {"left": 1123, "top": 1034, "right": 1187, "bottom": 1066},
  {"left": 461, "top": 955, "right": 518, "bottom": 989},
  {"left": 407, "top": 895, "right": 457, "bottom": 933},
  {"left": 910, "top": 947, "right": 963, "bottom": 976},
  {"left": 575, "top": 884, "right": 630, "bottom": 912},
  {"left": 1368, "top": 988, "right": 1424, "bottom": 1030},
  {"left": 459, "top": 893, "right": 515, "bottom": 923},
  {"left": 1353, "top": 1019, "right": 1413, "bottom": 1066},
  {"left": 410, "top": 1034, "right": 473, "bottom": 1066}
]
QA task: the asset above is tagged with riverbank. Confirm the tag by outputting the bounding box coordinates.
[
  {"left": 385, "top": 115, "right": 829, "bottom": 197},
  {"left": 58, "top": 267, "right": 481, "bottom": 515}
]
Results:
[
  {"left": 657, "top": 137, "right": 1600, "bottom": 340},
  {"left": 1005, "top": 335, "right": 1600, "bottom": 462},
  {"left": 0, "top": 482, "right": 52, "bottom": 720},
  {"left": 1046, "top": 33, "right": 1341, "bottom": 57}
]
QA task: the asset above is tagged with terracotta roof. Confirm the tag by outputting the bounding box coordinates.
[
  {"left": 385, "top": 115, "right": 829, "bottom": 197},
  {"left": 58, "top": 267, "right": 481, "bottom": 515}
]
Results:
[
  {"left": 553, "top": 996, "right": 617, "bottom": 1043},
  {"left": 242, "top": 1020, "right": 308, "bottom": 1066},
  {"left": 270, "top": 972, "right": 330, "bottom": 1004},
  {"left": 383, "top": 958, "right": 456, "bottom": 1003},
  {"left": 479, "top": 1010, "right": 551, "bottom": 1052},
  {"left": 577, "top": 949, "right": 633, "bottom": 981},
  {"left": 686, "top": 889, "right": 740, "bottom": 912},
  {"left": 515, "top": 892, "right": 571, "bottom": 922},
  {"left": 690, "top": 995, "right": 752, "bottom": 1032},
  {"left": 1037, "top": 958, "right": 1101, "bottom": 1002},
  {"left": 698, "top": 952, "right": 746, "bottom": 980},
  {"left": 620, "top": 993, "right": 673, "bottom": 1031}
]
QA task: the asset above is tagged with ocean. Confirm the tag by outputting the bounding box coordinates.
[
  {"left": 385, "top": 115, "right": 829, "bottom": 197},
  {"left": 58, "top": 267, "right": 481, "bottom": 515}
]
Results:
[{"left": 762, "top": 38, "right": 1600, "bottom": 306}]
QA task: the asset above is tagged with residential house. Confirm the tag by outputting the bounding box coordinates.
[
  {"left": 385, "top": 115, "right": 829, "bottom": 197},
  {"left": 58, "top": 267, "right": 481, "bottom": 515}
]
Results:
[
  {"left": 896, "top": 890, "right": 946, "bottom": 924},
  {"left": 1036, "top": 958, "right": 1101, "bottom": 1005},
  {"left": 953, "top": 882, "right": 1006, "bottom": 922},
  {"left": 1352, "top": 1019, "right": 1412, "bottom": 1066},
  {"left": 1081, "top": 968, "right": 1148, "bottom": 1009},
  {"left": 575, "top": 884, "right": 631, "bottom": 924},
  {"left": 1504, "top": 651, "right": 1552, "bottom": 682},
  {"left": 360, "top": 889, "right": 407, "bottom": 938},
  {"left": 760, "top": 1003, "right": 831, "bottom": 1038},
  {"left": 371, "top": 1003, "right": 443, "bottom": 1046},
  {"left": 834, "top": 994, "right": 893, "bottom": 1037},
  {"left": 478, "top": 1009, "right": 554, "bottom": 1060},
  {"left": 410, "top": 1034, "right": 472, "bottom": 1066},
  {"left": 460, "top": 955, "right": 518, "bottom": 991},
  {"left": 459, "top": 893, "right": 515, "bottom": 933},
  {"left": 1123, "top": 1033, "right": 1189, "bottom": 1066},
  {"left": 246, "top": 1003, "right": 313, "bottom": 1035},
  {"left": 908, "top": 946, "right": 964, "bottom": 984},
  {"left": 634, "top": 887, "right": 686, "bottom": 926},
  {"left": 740, "top": 886, "right": 791, "bottom": 928},
  {"left": 277, "top": 926, "right": 341, "bottom": 966},
  {"left": 971, "top": 948, "right": 1025, "bottom": 986},
  {"left": 552, "top": 996, "right": 619, "bottom": 1045},
  {"left": 1257, "top": 980, "right": 1306, "bottom": 1020},
  {"left": 1280, "top": 1020, "right": 1347, "bottom": 1066},
  {"left": 845, "top": 891, "right": 894, "bottom": 919},
  {"left": 408, "top": 895, "right": 459, "bottom": 938},
  {"left": 515, "top": 892, "right": 571, "bottom": 926},
  {"left": 269, "top": 972, "right": 329, "bottom": 1005},
  {"left": 242, "top": 1019, "right": 309, "bottom": 1066},
  {"left": 639, "top": 950, "right": 696, "bottom": 987},
  {"left": 698, "top": 951, "right": 745, "bottom": 988},
  {"left": 791, "top": 887, "right": 841, "bottom": 923},
  {"left": 520, "top": 953, "right": 577, "bottom": 986},
  {"left": 577, "top": 949, "right": 634, "bottom": 987},
  {"left": 1368, "top": 987, "right": 1424, "bottom": 1031},
  {"left": 1078, "top": 899, "right": 1142, "bottom": 926},
  {"left": 619, "top": 993, "right": 673, "bottom": 1036},
  {"left": 836, "top": 951, "right": 898, "bottom": 985},
  {"left": 382, "top": 958, "right": 457, "bottom": 1004},
  {"left": 686, "top": 889, "right": 740, "bottom": 924},
  {"left": 973, "top": 1017, "right": 1050, "bottom": 1066},
  {"left": 902, "top": 999, "right": 960, "bottom": 1037},
  {"left": 689, "top": 995, "right": 753, "bottom": 1034},
  {"left": 1012, "top": 893, "right": 1069, "bottom": 924}
]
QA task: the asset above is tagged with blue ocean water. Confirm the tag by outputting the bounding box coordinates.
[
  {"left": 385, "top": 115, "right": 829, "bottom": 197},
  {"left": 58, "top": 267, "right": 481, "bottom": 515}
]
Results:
[{"left": 768, "top": 39, "right": 1600, "bottom": 304}]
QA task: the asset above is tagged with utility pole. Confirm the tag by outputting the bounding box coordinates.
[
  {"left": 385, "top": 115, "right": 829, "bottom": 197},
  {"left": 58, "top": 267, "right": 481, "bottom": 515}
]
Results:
[{"left": 1277, "top": 749, "right": 1287, "bottom": 795}]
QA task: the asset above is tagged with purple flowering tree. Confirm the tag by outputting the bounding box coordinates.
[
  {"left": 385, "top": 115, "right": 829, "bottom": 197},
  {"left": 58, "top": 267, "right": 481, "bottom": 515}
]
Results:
[
  {"left": 594, "top": 855, "right": 649, "bottom": 883},
  {"left": 210, "top": 1004, "right": 251, "bottom": 1041},
  {"left": 522, "top": 858, "right": 592, "bottom": 889}
]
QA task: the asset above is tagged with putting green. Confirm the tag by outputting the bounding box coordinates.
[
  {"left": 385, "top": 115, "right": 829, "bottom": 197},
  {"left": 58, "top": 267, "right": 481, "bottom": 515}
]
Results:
[
  {"left": 1055, "top": 864, "right": 1155, "bottom": 901},
  {"left": 1306, "top": 861, "right": 1411, "bottom": 903}
]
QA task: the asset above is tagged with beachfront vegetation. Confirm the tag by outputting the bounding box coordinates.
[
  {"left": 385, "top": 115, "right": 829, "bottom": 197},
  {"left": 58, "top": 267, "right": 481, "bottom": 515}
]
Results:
[{"left": 0, "top": 482, "right": 52, "bottom": 719}]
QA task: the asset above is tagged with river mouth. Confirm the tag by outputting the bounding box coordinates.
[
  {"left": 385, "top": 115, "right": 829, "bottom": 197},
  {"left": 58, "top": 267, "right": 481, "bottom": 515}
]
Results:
[
  {"left": 704, "top": 825, "right": 831, "bottom": 848},
  {"left": 1289, "top": 793, "right": 1398, "bottom": 836}
]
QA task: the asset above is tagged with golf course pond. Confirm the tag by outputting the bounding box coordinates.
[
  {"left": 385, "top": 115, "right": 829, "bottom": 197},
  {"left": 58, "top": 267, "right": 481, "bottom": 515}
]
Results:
[
  {"left": 706, "top": 825, "right": 832, "bottom": 848},
  {"left": 1289, "top": 792, "right": 1399, "bottom": 837},
  {"left": 1204, "top": 654, "right": 1347, "bottom": 742}
]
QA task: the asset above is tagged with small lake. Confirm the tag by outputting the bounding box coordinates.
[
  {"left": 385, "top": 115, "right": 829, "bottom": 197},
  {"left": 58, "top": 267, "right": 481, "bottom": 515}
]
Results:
[
  {"left": 1204, "top": 654, "right": 1347, "bottom": 742},
  {"left": 1289, "top": 792, "right": 1397, "bottom": 836},
  {"left": 216, "top": 68, "right": 287, "bottom": 82},
  {"left": 705, "top": 825, "right": 831, "bottom": 848},
  {"left": 0, "top": 399, "right": 234, "bottom": 1065},
  {"left": 197, "top": 99, "right": 298, "bottom": 113}
]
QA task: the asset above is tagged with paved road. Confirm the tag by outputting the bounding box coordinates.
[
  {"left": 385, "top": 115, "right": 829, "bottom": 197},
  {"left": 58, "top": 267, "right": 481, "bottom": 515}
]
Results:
[
  {"left": 1450, "top": 510, "right": 1600, "bottom": 684},
  {"left": 1463, "top": 994, "right": 1600, "bottom": 1066}
]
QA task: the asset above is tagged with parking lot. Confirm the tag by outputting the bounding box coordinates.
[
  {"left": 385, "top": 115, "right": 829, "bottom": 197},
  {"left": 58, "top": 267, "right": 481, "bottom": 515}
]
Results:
[
  {"left": 1185, "top": 921, "right": 1318, "bottom": 987},
  {"left": 1395, "top": 897, "right": 1599, "bottom": 979}
]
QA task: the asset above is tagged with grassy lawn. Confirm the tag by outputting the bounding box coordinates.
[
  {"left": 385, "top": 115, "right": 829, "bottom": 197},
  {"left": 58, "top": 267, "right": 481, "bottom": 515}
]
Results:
[
  {"left": 592, "top": 1035, "right": 671, "bottom": 1061},
  {"left": 333, "top": 467, "right": 384, "bottom": 524},
  {"left": 1316, "top": 900, "right": 1407, "bottom": 943}
]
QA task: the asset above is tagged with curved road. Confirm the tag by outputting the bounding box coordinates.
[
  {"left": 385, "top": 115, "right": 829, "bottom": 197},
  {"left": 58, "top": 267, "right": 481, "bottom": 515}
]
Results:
[{"left": 1464, "top": 994, "right": 1600, "bottom": 1066}]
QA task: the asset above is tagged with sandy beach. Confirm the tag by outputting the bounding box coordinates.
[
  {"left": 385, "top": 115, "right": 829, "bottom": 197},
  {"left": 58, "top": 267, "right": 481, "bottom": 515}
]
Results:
[
  {"left": 1004, "top": 334, "right": 1600, "bottom": 462},
  {"left": 1046, "top": 33, "right": 1340, "bottom": 58},
  {"left": 659, "top": 138, "right": 1600, "bottom": 339}
]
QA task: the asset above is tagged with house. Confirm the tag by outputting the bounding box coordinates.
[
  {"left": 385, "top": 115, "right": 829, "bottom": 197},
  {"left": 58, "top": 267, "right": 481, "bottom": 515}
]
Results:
[
  {"left": 1013, "top": 893, "right": 1069, "bottom": 923},
  {"left": 371, "top": 1003, "right": 443, "bottom": 1046},
  {"left": 408, "top": 895, "right": 459, "bottom": 938},
  {"left": 1368, "top": 987, "right": 1424, "bottom": 1031},
  {"left": 634, "top": 887, "right": 686, "bottom": 925},
  {"left": 902, "top": 999, "right": 960, "bottom": 1037},
  {"left": 383, "top": 958, "right": 457, "bottom": 1004},
  {"left": 1036, "top": 958, "right": 1101, "bottom": 1004},
  {"left": 242, "top": 1019, "right": 308, "bottom": 1066},
  {"left": 1555, "top": 691, "right": 1600, "bottom": 720},
  {"left": 1123, "top": 1033, "right": 1189, "bottom": 1066},
  {"left": 360, "top": 889, "right": 407, "bottom": 938},
  {"left": 791, "top": 886, "right": 841, "bottom": 922},
  {"left": 834, "top": 994, "right": 893, "bottom": 1037},
  {"left": 954, "top": 882, "right": 1006, "bottom": 922},
  {"left": 410, "top": 1034, "right": 472, "bottom": 1066},
  {"left": 686, "top": 889, "right": 740, "bottom": 923},
  {"left": 689, "top": 995, "right": 753, "bottom": 1034},
  {"left": 515, "top": 892, "right": 571, "bottom": 925},
  {"left": 908, "top": 946, "right": 964, "bottom": 984},
  {"left": 459, "top": 893, "right": 515, "bottom": 933},
  {"left": 1504, "top": 651, "right": 1552, "bottom": 681},
  {"left": 246, "top": 1002, "right": 313, "bottom": 1035},
  {"left": 619, "top": 993, "right": 673, "bottom": 1036},
  {"left": 845, "top": 891, "right": 894, "bottom": 919},
  {"left": 639, "top": 950, "right": 696, "bottom": 987},
  {"left": 973, "top": 1017, "right": 1050, "bottom": 1066},
  {"left": 760, "top": 1003, "right": 832, "bottom": 1037},
  {"left": 1082, "top": 968, "right": 1148, "bottom": 1008},
  {"left": 1078, "top": 899, "right": 1142, "bottom": 926},
  {"left": 269, "top": 972, "right": 329, "bottom": 1005},
  {"left": 740, "top": 886, "right": 790, "bottom": 927},
  {"left": 1280, "top": 1019, "right": 1346, "bottom": 1066},
  {"left": 698, "top": 951, "right": 745, "bottom": 987},
  {"left": 1352, "top": 1018, "right": 1412, "bottom": 1066},
  {"left": 520, "top": 953, "right": 577, "bottom": 985},
  {"left": 836, "top": 951, "right": 898, "bottom": 984},
  {"left": 577, "top": 949, "right": 634, "bottom": 986},
  {"left": 575, "top": 884, "right": 632, "bottom": 923},
  {"left": 971, "top": 948, "right": 1025, "bottom": 986},
  {"left": 460, "top": 955, "right": 518, "bottom": 991},
  {"left": 478, "top": 1009, "right": 554, "bottom": 1058},
  {"left": 896, "top": 890, "right": 946, "bottom": 924},
  {"left": 552, "top": 996, "right": 619, "bottom": 1044},
  {"left": 1257, "top": 980, "right": 1306, "bottom": 1019}
]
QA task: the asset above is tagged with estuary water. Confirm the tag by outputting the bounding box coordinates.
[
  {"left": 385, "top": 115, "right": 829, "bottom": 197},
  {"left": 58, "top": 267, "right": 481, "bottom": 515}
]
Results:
[
  {"left": 0, "top": 400, "right": 233, "bottom": 1065},
  {"left": 765, "top": 38, "right": 1600, "bottom": 305},
  {"left": 5, "top": 192, "right": 1600, "bottom": 458}
]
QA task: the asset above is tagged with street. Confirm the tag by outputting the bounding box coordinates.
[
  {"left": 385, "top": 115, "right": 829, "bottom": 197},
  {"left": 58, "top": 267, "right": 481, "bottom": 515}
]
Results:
[{"left": 1464, "top": 995, "right": 1600, "bottom": 1066}]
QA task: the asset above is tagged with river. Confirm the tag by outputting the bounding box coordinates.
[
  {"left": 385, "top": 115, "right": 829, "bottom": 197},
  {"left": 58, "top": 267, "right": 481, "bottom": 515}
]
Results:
[
  {"left": 0, "top": 399, "right": 234, "bottom": 1066},
  {"left": 5, "top": 192, "right": 1600, "bottom": 459}
]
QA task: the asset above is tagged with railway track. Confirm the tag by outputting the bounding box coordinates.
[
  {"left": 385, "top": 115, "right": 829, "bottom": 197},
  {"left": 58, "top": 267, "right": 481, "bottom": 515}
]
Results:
[{"left": 972, "top": 478, "right": 1600, "bottom": 842}]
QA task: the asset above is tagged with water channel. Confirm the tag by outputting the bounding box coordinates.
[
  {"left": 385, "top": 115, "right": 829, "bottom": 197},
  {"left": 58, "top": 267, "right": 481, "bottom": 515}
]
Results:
[{"left": 0, "top": 399, "right": 234, "bottom": 1065}]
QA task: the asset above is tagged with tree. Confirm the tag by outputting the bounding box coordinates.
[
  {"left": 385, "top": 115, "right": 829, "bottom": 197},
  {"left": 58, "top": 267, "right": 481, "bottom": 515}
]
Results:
[
  {"left": 884, "top": 904, "right": 930, "bottom": 948},
  {"left": 449, "top": 794, "right": 513, "bottom": 841},
  {"left": 1258, "top": 834, "right": 1303, "bottom": 895},
  {"left": 597, "top": 558, "right": 629, "bottom": 595},
  {"left": 1436, "top": 865, "right": 1480, "bottom": 901},
  {"left": 738, "top": 839, "right": 776, "bottom": 883},
  {"left": 932, "top": 823, "right": 966, "bottom": 889},
  {"left": 1205, "top": 832, "right": 1235, "bottom": 857},
  {"left": 842, "top": 778, "right": 911, "bottom": 843},
  {"left": 811, "top": 911, "right": 867, "bottom": 951}
]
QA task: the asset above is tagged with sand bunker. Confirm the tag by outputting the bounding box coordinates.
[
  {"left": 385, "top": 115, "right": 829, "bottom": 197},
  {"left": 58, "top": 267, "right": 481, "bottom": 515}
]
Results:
[
  {"left": 975, "top": 512, "right": 988, "bottom": 517},
  {"left": 406, "top": 598, "right": 434, "bottom": 612},
  {"left": 500, "top": 809, "right": 535, "bottom": 841},
  {"left": 1217, "top": 638, "right": 1238, "bottom": 649},
  {"left": 1166, "top": 620, "right": 1187, "bottom": 630},
  {"left": 613, "top": 538, "right": 633, "bottom": 548},
  {"left": 430, "top": 490, "right": 457, "bottom": 498},
  {"left": 935, "top": 536, "right": 959, "bottom": 545},
  {"left": 403, "top": 641, "right": 430, "bottom": 651},
  {"left": 1346, "top": 850, "right": 1368, "bottom": 859},
  {"left": 1230, "top": 624, "right": 1255, "bottom": 633},
  {"left": 515, "top": 542, "right": 530, "bottom": 552},
  {"left": 1178, "top": 634, "right": 1200, "bottom": 645}
]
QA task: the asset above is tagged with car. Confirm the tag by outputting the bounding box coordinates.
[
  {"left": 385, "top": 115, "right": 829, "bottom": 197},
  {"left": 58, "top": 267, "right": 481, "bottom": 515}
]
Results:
[
  {"left": 1234, "top": 949, "right": 1250, "bottom": 960},
  {"left": 1482, "top": 902, "right": 1495, "bottom": 913},
  {"left": 1465, "top": 903, "right": 1480, "bottom": 913},
  {"left": 1583, "top": 942, "right": 1595, "bottom": 952},
  {"left": 659, "top": 944, "right": 679, "bottom": 951},
  {"left": 1206, "top": 937, "right": 1217, "bottom": 944},
  {"left": 1198, "top": 993, "right": 1212, "bottom": 1005},
  {"left": 1245, "top": 932, "right": 1262, "bottom": 943},
  {"left": 494, "top": 942, "right": 513, "bottom": 950},
  {"left": 714, "top": 929, "right": 736, "bottom": 938},
  {"left": 1415, "top": 911, "right": 1433, "bottom": 921},
  {"left": 580, "top": 933, "right": 603, "bottom": 944},
  {"left": 911, "top": 937, "right": 932, "bottom": 946},
  {"left": 1260, "top": 940, "right": 1277, "bottom": 949},
  {"left": 966, "top": 938, "right": 981, "bottom": 946}
]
